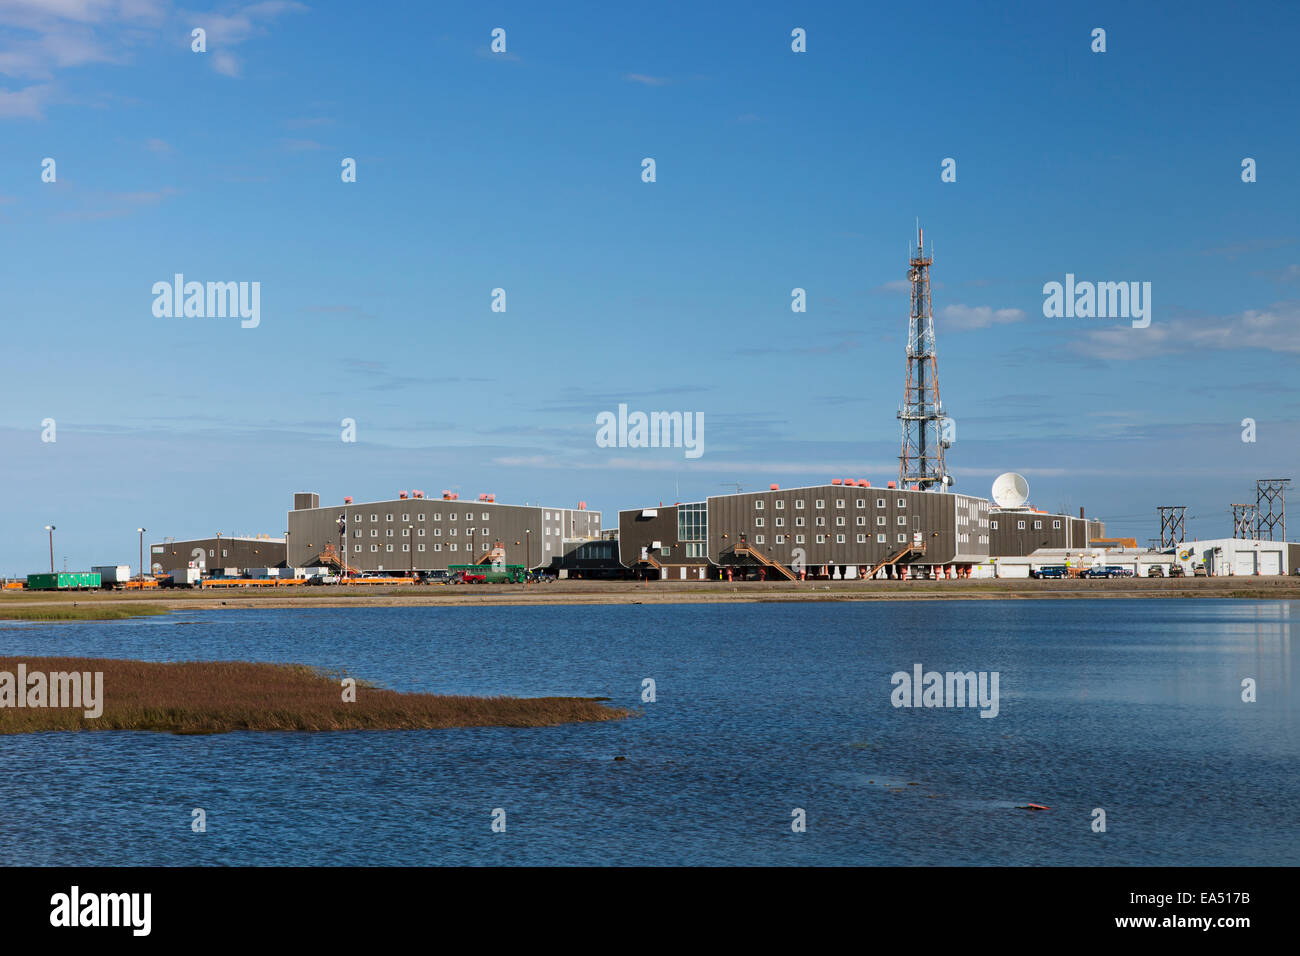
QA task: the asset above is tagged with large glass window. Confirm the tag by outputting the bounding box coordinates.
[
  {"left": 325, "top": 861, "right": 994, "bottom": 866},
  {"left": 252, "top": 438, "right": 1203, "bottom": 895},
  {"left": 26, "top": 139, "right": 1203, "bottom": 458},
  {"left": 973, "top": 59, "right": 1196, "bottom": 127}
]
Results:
[{"left": 677, "top": 502, "right": 707, "bottom": 541}]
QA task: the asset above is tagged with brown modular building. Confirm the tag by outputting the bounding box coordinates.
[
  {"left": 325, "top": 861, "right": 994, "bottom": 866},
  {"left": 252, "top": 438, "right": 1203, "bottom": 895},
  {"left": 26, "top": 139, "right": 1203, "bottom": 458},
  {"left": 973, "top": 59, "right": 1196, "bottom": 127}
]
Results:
[
  {"left": 618, "top": 503, "right": 713, "bottom": 580},
  {"left": 622, "top": 482, "right": 992, "bottom": 578},
  {"left": 987, "top": 510, "right": 1105, "bottom": 557},
  {"left": 149, "top": 535, "right": 286, "bottom": 574},
  {"left": 286, "top": 491, "right": 601, "bottom": 573}
]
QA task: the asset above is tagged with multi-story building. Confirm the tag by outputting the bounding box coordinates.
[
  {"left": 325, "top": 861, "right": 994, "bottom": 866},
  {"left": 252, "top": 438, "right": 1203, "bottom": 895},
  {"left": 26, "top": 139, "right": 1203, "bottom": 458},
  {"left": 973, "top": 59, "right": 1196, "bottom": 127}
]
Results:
[
  {"left": 621, "top": 481, "right": 992, "bottom": 578},
  {"left": 285, "top": 491, "right": 601, "bottom": 573}
]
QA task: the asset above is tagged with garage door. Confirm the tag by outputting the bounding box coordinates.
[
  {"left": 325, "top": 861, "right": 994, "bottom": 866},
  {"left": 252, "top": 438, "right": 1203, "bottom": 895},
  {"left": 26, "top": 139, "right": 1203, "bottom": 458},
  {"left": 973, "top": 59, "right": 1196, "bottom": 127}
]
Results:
[
  {"left": 1234, "top": 552, "right": 1257, "bottom": 575},
  {"left": 1259, "top": 551, "right": 1282, "bottom": 575}
]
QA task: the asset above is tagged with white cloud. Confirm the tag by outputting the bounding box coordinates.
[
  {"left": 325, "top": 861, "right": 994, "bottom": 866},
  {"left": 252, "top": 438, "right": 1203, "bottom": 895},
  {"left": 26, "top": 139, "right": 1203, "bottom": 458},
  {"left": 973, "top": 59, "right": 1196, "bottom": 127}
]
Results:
[
  {"left": 1071, "top": 300, "right": 1300, "bottom": 360},
  {"left": 940, "top": 303, "right": 1027, "bottom": 330}
]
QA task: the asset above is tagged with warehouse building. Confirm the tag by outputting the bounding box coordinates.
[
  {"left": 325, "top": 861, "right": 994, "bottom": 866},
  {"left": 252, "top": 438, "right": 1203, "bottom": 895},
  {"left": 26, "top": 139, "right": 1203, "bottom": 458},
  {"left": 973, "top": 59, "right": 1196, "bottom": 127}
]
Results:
[
  {"left": 286, "top": 491, "right": 601, "bottom": 573},
  {"left": 150, "top": 535, "right": 286, "bottom": 575},
  {"left": 1173, "top": 538, "right": 1291, "bottom": 576},
  {"left": 621, "top": 480, "right": 992, "bottom": 579}
]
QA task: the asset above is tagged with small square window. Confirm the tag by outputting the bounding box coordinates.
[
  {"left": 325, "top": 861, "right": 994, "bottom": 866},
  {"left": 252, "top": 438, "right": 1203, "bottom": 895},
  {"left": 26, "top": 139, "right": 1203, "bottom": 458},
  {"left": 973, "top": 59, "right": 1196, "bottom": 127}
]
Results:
[
  {"left": 836, "top": 516, "right": 845, "bottom": 526},
  {"left": 354, "top": 514, "right": 362, "bottom": 522},
  {"left": 370, "top": 544, "right": 378, "bottom": 552},
  {"left": 402, "top": 544, "right": 409, "bottom": 552},
  {"left": 856, "top": 499, "right": 865, "bottom": 508},
  {"left": 418, "top": 544, "right": 425, "bottom": 552},
  {"left": 354, "top": 545, "right": 361, "bottom": 553},
  {"left": 754, "top": 500, "right": 764, "bottom": 510},
  {"left": 418, "top": 513, "right": 425, "bottom": 521},
  {"left": 897, "top": 534, "right": 906, "bottom": 543},
  {"left": 856, "top": 516, "right": 865, "bottom": 526},
  {"left": 877, "top": 516, "right": 886, "bottom": 526},
  {"left": 991, "top": 520, "right": 999, "bottom": 530},
  {"left": 755, "top": 517, "right": 765, "bottom": 527},
  {"left": 1033, "top": 521, "right": 1043, "bottom": 530},
  {"left": 434, "top": 543, "right": 441, "bottom": 551},
  {"left": 386, "top": 513, "right": 393, "bottom": 521},
  {"left": 795, "top": 516, "right": 805, "bottom": 527},
  {"left": 775, "top": 517, "right": 784, "bottom": 527},
  {"left": 754, "top": 535, "right": 764, "bottom": 544},
  {"left": 795, "top": 500, "right": 805, "bottom": 509},
  {"left": 836, "top": 534, "right": 845, "bottom": 543},
  {"left": 775, "top": 500, "right": 784, "bottom": 510},
  {"left": 795, "top": 535, "right": 805, "bottom": 544},
  {"left": 897, "top": 516, "right": 907, "bottom": 526},
  {"left": 370, "top": 514, "right": 378, "bottom": 522},
  {"left": 877, "top": 533, "right": 886, "bottom": 543},
  {"left": 897, "top": 498, "right": 906, "bottom": 508},
  {"left": 775, "top": 534, "right": 785, "bottom": 544},
  {"left": 836, "top": 499, "right": 845, "bottom": 509},
  {"left": 386, "top": 544, "right": 393, "bottom": 552},
  {"left": 1053, "top": 520, "right": 1061, "bottom": 529},
  {"left": 856, "top": 534, "right": 866, "bottom": 543},
  {"left": 877, "top": 498, "right": 885, "bottom": 508},
  {"left": 816, "top": 517, "right": 826, "bottom": 526},
  {"left": 482, "top": 513, "right": 489, "bottom": 521},
  {"left": 1017, "top": 521, "right": 1026, "bottom": 530},
  {"left": 402, "top": 514, "right": 409, "bottom": 522},
  {"left": 816, "top": 534, "right": 826, "bottom": 544},
  {"left": 815, "top": 499, "right": 825, "bottom": 509}
]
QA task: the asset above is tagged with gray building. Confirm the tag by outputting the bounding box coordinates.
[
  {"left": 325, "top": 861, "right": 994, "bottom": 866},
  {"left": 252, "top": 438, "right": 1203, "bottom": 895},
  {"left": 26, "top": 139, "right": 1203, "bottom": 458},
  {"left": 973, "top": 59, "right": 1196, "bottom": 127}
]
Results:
[
  {"left": 150, "top": 535, "right": 286, "bottom": 575},
  {"left": 618, "top": 503, "right": 712, "bottom": 579},
  {"left": 286, "top": 491, "right": 602, "bottom": 573},
  {"left": 622, "top": 482, "right": 992, "bottom": 578},
  {"left": 988, "top": 510, "right": 1105, "bottom": 557}
]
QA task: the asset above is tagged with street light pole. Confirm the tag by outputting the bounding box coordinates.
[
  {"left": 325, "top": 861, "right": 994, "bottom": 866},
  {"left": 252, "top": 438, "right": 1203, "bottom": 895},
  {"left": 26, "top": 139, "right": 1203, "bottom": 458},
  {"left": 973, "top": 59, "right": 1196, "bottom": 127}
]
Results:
[
  {"left": 137, "top": 527, "right": 146, "bottom": 582},
  {"left": 44, "top": 525, "right": 55, "bottom": 573},
  {"left": 408, "top": 524, "right": 414, "bottom": 576}
]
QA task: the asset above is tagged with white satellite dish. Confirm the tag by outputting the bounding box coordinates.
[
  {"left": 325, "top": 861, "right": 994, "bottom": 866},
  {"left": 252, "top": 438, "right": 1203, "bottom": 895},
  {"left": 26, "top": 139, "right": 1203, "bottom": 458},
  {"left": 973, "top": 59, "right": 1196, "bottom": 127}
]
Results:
[{"left": 991, "top": 472, "right": 1029, "bottom": 509}]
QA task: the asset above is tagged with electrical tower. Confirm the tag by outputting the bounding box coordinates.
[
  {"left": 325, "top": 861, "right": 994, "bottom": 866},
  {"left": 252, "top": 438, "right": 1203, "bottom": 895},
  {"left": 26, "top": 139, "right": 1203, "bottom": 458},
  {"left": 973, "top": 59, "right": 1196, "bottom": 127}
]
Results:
[
  {"left": 1255, "top": 478, "right": 1289, "bottom": 541},
  {"left": 898, "top": 224, "right": 951, "bottom": 491},
  {"left": 1158, "top": 505, "right": 1186, "bottom": 548},
  {"left": 1230, "top": 503, "right": 1258, "bottom": 539}
]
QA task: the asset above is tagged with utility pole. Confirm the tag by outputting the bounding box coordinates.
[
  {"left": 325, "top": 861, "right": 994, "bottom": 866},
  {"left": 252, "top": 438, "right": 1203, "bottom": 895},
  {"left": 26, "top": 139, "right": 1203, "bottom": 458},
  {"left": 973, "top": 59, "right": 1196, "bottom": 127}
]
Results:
[
  {"left": 137, "top": 527, "right": 147, "bottom": 581},
  {"left": 44, "top": 525, "right": 55, "bottom": 573},
  {"left": 1255, "top": 478, "right": 1290, "bottom": 541},
  {"left": 1230, "top": 504, "right": 1257, "bottom": 540},
  {"left": 1157, "top": 506, "right": 1186, "bottom": 548}
]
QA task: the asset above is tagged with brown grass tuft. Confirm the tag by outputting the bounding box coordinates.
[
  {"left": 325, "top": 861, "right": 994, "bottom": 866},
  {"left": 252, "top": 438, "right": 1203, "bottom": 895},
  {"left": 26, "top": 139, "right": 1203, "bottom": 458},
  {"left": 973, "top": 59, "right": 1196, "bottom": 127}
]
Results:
[{"left": 0, "top": 657, "right": 632, "bottom": 734}]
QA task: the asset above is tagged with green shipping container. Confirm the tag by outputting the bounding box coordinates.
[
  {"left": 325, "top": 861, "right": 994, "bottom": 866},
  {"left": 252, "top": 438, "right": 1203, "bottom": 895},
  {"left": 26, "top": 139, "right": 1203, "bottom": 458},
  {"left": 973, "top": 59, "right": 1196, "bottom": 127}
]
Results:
[{"left": 26, "top": 572, "right": 102, "bottom": 591}]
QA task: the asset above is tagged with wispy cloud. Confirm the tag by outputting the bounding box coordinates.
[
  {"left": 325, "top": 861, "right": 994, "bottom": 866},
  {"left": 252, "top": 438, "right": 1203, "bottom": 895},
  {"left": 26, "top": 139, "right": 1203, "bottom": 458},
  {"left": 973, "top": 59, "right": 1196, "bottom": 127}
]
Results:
[
  {"left": 145, "top": 136, "right": 173, "bottom": 154},
  {"left": 182, "top": 1, "right": 308, "bottom": 78},
  {"left": 1070, "top": 300, "right": 1300, "bottom": 359},
  {"left": 279, "top": 137, "right": 324, "bottom": 151},
  {"left": 939, "top": 303, "right": 1027, "bottom": 331},
  {"left": 623, "top": 72, "right": 668, "bottom": 86}
]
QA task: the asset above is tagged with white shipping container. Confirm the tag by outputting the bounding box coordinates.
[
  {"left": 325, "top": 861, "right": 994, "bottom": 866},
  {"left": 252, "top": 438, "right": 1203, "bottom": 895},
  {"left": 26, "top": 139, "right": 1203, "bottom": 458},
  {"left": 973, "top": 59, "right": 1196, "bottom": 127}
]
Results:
[
  {"left": 92, "top": 565, "right": 132, "bottom": 584},
  {"left": 170, "top": 567, "right": 201, "bottom": 585}
]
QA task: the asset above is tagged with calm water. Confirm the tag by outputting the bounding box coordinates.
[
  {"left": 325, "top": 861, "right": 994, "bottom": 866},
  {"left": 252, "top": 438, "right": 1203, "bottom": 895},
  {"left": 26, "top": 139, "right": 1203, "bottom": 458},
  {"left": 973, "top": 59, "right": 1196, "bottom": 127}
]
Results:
[{"left": 1, "top": 600, "right": 1296, "bottom": 866}]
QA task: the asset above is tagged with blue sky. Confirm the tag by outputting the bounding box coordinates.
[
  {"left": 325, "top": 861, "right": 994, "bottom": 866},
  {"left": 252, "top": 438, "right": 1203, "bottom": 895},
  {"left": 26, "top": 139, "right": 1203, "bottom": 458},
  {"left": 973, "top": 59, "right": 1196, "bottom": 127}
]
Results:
[{"left": 1, "top": 0, "right": 1298, "bottom": 574}]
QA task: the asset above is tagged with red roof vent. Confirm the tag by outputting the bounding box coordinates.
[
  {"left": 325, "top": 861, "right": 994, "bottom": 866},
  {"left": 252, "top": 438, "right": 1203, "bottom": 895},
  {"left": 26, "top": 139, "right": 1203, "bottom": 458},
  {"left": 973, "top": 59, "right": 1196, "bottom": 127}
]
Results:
[
  {"left": 769, "top": 483, "right": 779, "bottom": 491},
  {"left": 831, "top": 478, "right": 842, "bottom": 485}
]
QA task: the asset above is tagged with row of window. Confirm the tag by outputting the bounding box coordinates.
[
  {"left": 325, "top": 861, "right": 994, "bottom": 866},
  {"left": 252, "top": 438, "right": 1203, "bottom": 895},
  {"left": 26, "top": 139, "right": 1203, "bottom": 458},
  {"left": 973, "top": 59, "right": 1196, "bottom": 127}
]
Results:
[
  {"left": 354, "top": 528, "right": 490, "bottom": 538},
  {"left": 750, "top": 533, "right": 912, "bottom": 545},
  {"left": 754, "top": 515, "right": 912, "bottom": 528},
  {"left": 990, "top": 519, "right": 1062, "bottom": 530},
  {"left": 754, "top": 497, "right": 911, "bottom": 510},
  {"left": 353, "top": 542, "right": 555, "bottom": 553}
]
